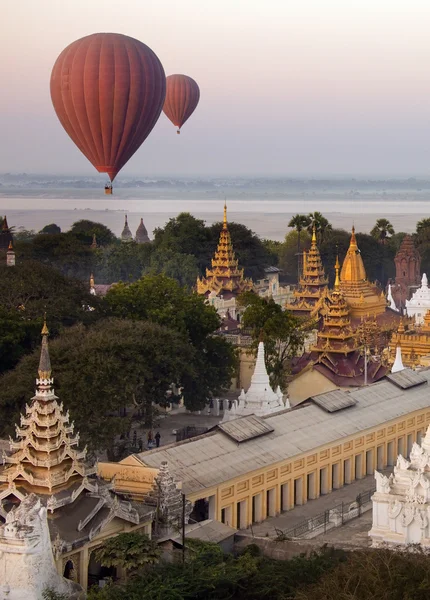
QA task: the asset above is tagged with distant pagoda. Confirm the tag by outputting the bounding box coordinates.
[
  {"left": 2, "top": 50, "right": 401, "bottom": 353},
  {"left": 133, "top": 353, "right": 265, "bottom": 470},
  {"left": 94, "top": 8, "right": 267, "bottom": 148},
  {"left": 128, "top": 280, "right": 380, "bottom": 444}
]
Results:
[
  {"left": 135, "top": 218, "right": 150, "bottom": 243},
  {"left": 0, "top": 319, "right": 94, "bottom": 496},
  {"left": 392, "top": 234, "right": 421, "bottom": 309},
  {"left": 340, "top": 226, "right": 387, "bottom": 318},
  {"left": 120, "top": 215, "right": 133, "bottom": 242},
  {"left": 197, "top": 203, "right": 253, "bottom": 298},
  {"left": 0, "top": 215, "right": 13, "bottom": 251},
  {"left": 285, "top": 225, "right": 328, "bottom": 319}
]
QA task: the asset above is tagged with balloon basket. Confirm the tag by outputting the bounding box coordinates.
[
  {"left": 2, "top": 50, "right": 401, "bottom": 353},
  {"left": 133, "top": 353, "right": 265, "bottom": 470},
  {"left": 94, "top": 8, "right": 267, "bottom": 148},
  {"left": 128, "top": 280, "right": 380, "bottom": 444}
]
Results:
[
  {"left": 104, "top": 185, "right": 113, "bottom": 195},
  {"left": 177, "top": 129, "right": 180, "bottom": 135}
]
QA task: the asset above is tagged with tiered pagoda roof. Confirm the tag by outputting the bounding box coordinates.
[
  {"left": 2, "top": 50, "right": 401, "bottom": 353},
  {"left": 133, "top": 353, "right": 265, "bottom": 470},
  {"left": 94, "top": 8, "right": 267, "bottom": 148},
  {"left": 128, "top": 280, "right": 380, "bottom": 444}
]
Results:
[
  {"left": 196, "top": 203, "right": 253, "bottom": 298},
  {"left": 292, "top": 258, "right": 387, "bottom": 387},
  {"left": 120, "top": 215, "right": 133, "bottom": 242},
  {"left": 285, "top": 225, "right": 328, "bottom": 318},
  {"left": 340, "top": 226, "right": 387, "bottom": 318},
  {"left": 0, "top": 320, "right": 95, "bottom": 496}
]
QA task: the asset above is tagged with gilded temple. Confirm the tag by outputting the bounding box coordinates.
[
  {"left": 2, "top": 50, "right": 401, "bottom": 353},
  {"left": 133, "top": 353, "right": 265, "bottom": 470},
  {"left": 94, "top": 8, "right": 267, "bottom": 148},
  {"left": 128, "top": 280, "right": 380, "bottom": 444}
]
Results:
[
  {"left": 285, "top": 225, "right": 328, "bottom": 319},
  {"left": 389, "top": 312, "right": 430, "bottom": 368},
  {"left": 339, "top": 226, "right": 387, "bottom": 318},
  {"left": 197, "top": 203, "right": 253, "bottom": 299}
]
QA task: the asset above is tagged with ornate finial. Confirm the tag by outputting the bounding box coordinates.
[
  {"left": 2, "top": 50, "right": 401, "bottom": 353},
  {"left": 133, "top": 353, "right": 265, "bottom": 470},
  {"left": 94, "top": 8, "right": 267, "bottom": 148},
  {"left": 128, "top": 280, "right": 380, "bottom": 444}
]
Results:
[
  {"left": 38, "top": 315, "right": 52, "bottom": 380},
  {"left": 223, "top": 201, "right": 227, "bottom": 229},
  {"left": 7, "top": 241, "right": 13, "bottom": 250},
  {"left": 334, "top": 254, "right": 340, "bottom": 290},
  {"left": 311, "top": 223, "right": 317, "bottom": 245},
  {"left": 350, "top": 225, "right": 357, "bottom": 248},
  {"left": 91, "top": 233, "right": 97, "bottom": 249},
  {"left": 125, "top": 215, "right": 128, "bottom": 225}
]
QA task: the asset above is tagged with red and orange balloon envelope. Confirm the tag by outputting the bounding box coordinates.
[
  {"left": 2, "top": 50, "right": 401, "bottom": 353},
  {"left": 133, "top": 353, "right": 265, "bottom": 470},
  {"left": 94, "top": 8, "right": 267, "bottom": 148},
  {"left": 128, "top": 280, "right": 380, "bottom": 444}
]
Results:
[
  {"left": 50, "top": 33, "right": 166, "bottom": 182},
  {"left": 163, "top": 74, "right": 200, "bottom": 134}
]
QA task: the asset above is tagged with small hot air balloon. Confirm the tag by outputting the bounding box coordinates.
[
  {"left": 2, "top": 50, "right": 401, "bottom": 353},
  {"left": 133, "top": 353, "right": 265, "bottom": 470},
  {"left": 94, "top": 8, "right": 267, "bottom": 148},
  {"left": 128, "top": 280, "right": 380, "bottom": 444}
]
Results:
[
  {"left": 50, "top": 33, "right": 166, "bottom": 192},
  {"left": 163, "top": 74, "right": 200, "bottom": 134}
]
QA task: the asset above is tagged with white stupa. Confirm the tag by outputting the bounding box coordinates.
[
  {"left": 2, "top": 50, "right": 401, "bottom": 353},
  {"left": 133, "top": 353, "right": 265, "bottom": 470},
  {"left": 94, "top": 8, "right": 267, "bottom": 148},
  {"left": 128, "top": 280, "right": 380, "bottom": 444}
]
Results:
[
  {"left": 387, "top": 284, "right": 398, "bottom": 312},
  {"left": 223, "top": 341, "right": 288, "bottom": 422},
  {"left": 391, "top": 345, "right": 405, "bottom": 373},
  {"left": 406, "top": 273, "right": 430, "bottom": 324}
]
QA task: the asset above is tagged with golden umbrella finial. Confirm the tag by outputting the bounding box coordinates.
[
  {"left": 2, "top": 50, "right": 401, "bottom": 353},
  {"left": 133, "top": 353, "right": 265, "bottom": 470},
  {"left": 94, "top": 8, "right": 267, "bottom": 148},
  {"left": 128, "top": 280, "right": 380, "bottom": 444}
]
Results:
[{"left": 41, "top": 313, "right": 49, "bottom": 336}]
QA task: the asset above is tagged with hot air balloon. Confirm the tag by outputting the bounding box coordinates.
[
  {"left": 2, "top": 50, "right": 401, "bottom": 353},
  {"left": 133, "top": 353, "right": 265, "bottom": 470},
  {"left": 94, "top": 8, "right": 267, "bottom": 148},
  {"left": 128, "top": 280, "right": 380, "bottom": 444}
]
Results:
[
  {"left": 163, "top": 74, "right": 200, "bottom": 134},
  {"left": 50, "top": 33, "right": 166, "bottom": 193}
]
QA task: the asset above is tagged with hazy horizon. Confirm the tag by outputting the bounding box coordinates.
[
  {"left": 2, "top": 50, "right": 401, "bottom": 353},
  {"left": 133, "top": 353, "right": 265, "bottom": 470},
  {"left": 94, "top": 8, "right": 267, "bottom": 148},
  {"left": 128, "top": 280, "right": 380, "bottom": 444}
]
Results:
[{"left": 3, "top": 1, "right": 430, "bottom": 178}]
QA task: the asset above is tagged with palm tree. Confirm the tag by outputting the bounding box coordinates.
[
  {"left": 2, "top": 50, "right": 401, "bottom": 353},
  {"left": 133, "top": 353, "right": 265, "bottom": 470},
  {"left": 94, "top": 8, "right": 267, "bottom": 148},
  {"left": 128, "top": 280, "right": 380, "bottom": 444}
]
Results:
[
  {"left": 370, "top": 219, "right": 394, "bottom": 244},
  {"left": 306, "top": 212, "right": 332, "bottom": 241},
  {"left": 288, "top": 214, "right": 311, "bottom": 281},
  {"left": 416, "top": 218, "right": 430, "bottom": 234}
]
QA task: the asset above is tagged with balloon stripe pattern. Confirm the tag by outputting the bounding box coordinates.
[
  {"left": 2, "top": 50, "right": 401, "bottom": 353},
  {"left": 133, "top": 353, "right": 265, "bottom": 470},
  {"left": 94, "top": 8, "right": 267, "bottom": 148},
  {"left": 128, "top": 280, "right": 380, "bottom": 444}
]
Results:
[
  {"left": 163, "top": 74, "right": 200, "bottom": 131},
  {"left": 50, "top": 33, "right": 166, "bottom": 181}
]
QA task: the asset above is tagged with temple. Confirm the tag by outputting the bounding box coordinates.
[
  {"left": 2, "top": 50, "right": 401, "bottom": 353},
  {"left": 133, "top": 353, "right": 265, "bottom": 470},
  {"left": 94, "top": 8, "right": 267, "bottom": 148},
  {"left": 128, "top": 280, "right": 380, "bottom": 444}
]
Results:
[
  {"left": 222, "top": 339, "right": 287, "bottom": 421},
  {"left": 285, "top": 225, "right": 328, "bottom": 319},
  {"left": 120, "top": 215, "right": 133, "bottom": 242},
  {"left": 391, "top": 234, "right": 421, "bottom": 310},
  {"left": 0, "top": 215, "right": 13, "bottom": 251},
  {"left": 406, "top": 273, "right": 430, "bottom": 324},
  {"left": 339, "top": 226, "right": 387, "bottom": 318},
  {"left": 0, "top": 320, "right": 154, "bottom": 592},
  {"left": 370, "top": 425, "right": 430, "bottom": 549},
  {"left": 197, "top": 203, "right": 253, "bottom": 317},
  {"left": 389, "top": 313, "right": 430, "bottom": 368},
  {"left": 289, "top": 256, "right": 388, "bottom": 404},
  {"left": 135, "top": 218, "right": 150, "bottom": 243}
]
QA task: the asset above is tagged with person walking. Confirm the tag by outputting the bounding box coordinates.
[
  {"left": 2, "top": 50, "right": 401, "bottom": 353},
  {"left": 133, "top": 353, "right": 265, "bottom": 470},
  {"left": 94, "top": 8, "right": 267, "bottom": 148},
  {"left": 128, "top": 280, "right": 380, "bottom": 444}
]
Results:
[{"left": 155, "top": 431, "right": 161, "bottom": 447}]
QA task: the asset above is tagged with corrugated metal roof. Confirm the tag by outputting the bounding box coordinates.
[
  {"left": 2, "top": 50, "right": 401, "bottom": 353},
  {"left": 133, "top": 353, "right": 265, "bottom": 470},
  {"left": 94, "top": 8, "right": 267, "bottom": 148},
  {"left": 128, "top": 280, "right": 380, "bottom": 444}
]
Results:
[
  {"left": 386, "top": 370, "right": 427, "bottom": 389},
  {"left": 311, "top": 390, "right": 356, "bottom": 412},
  {"left": 218, "top": 415, "right": 274, "bottom": 442},
  {"left": 136, "top": 369, "right": 430, "bottom": 495}
]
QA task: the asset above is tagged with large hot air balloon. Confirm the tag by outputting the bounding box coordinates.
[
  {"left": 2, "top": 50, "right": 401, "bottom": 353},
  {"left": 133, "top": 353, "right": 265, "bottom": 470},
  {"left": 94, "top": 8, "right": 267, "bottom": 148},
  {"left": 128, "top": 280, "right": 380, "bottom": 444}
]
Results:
[
  {"left": 163, "top": 74, "right": 200, "bottom": 134},
  {"left": 50, "top": 33, "right": 166, "bottom": 192}
]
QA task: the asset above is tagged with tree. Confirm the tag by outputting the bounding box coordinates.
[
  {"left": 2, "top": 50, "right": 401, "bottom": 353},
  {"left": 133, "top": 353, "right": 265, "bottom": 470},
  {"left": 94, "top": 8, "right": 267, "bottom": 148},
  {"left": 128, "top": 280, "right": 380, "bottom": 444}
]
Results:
[
  {"left": 104, "top": 274, "right": 237, "bottom": 410},
  {"left": 288, "top": 214, "right": 312, "bottom": 281},
  {"left": 94, "top": 242, "right": 153, "bottom": 284},
  {"left": 70, "top": 220, "right": 117, "bottom": 246},
  {"left": 40, "top": 223, "right": 61, "bottom": 235},
  {"left": 417, "top": 217, "right": 430, "bottom": 234},
  {"left": 370, "top": 218, "right": 394, "bottom": 243},
  {"left": 95, "top": 533, "right": 161, "bottom": 578},
  {"left": 238, "top": 292, "right": 306, "bottom": 389},
  {"left": 146, "top": 248, "right": 199, "bottom": 288},
  {"left": 278, "top": 230, "right": 311, "bottom": 283},
  {"left": 307, "top": 212, "right": 332, "bottom": 242},
  {"left": 0, "top": 319, "right": 193, "bottom": 456}
]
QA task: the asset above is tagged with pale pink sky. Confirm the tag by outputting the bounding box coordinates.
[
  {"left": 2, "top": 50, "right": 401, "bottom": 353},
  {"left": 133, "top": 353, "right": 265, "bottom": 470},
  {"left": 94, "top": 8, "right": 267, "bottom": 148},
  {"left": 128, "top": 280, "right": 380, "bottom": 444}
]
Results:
[{"left": 2, "top": 0, "right": 430, "bottom": 176}]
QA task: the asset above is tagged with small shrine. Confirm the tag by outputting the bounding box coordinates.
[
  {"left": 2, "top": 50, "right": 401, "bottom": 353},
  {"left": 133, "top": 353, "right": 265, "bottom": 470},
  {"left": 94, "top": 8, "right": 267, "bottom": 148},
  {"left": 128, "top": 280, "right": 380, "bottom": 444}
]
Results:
[
  {"left": 285, "top": 225, "right": 328, "bottom": 319},
  {"left": 197, "top": 204, "right": 253, "bottom": 318},
  {"left": 391, "top": 234, "right": 421, "bottom": 310},
  {"left": 339, "top": 226, "right": 387, "bottom": 318},
  {"left": 135, "top": 218, "right": 150, "bottom": 244},
  {"left": 369, "top": 425, "right": 430, "bottom": 548},
  {"left": 389, "top": 312, "right": 430, "bottom": 368},
  {"left": 6, "top": 241, "right": 15, "bottom": 267},
  {"left": 222, "top": 339, "right": 287, "bottom": 422},
  {"left": 120, "top": 215, "right": 133, "bottom": 242},
  {"left": 289, "top": 257, "right": 387, "bottom": 403},
  {"left": 406, "top": 273, "right": 430, "bottom": 324}
]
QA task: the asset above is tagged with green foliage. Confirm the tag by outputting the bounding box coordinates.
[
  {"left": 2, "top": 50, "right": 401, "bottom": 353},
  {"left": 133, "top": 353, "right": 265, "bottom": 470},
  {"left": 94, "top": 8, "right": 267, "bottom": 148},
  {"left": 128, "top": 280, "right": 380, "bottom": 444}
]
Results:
[
  {"left": 306, "top": 212, "right": 332, "bottom": 242},
  {"left": 0, "top": 318, "right": 192, "bottom": 456},
  {"left": 70, "top": 219, "right": 117, "bottom": 246},
  {"left": 94, "top": 241, "right": 153, "bottom": 283},
  {"left": 238, "top": 292, "right": 305, "bottom": 388},
  {"left": 370, "top": 218, "right": 395, "bottom": 243},
  {"left": 42, "top": 589, "right": 69, "bottom": 600},
  {"left": 146, "top": 248, "right": 199, "bottom": 288},
  {"left": 95, "top": 532, "right": 161, "bottom": 576},
  {"left": 105, "top": 274, "right": 237, "bottom": 410},
  {"left": 278, "top": 231, "right": 311, "bottom": 283},
  {"left": 39, "top": 223, "right": 61, "bottom": 235},
  {"left": 0, "top": 261, "right": 99, "bottom": 374}
]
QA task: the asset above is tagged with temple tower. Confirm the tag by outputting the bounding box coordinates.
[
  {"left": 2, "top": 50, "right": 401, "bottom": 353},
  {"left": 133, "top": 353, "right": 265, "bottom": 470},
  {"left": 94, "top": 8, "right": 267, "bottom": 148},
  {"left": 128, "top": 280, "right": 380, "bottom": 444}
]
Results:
[
  {"left": 135, "top": 218, "right": 150, "bottom": 243},
  {"left": 6, "top": 241, "right": 15, "bottom": 266},
  {"left": 340, "top": 226, "right": 387, "bottom": 318},
  {"left": 285, "top": 225, "right": 328, "bottom": 319},
  {"left": 393, "top": 234, "right": 421, "bottom": 309},
  {"left": 0, "top": 215, "right": 13, "bottom": 251},
  {"left": 120, "top": 215, "right": 133, "bottom": 242},
  {"left": 197, "top": 203, "right": 253, "bottom": 299}
]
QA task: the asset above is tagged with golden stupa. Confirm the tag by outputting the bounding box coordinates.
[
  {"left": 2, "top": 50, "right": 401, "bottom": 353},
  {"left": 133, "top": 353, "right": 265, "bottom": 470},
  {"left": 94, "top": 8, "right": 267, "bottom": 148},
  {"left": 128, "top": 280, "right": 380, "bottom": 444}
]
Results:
[
  {"left": 285, "top": 225, "right": 328, "bottom": 319},
  {"left": 340, "top": 226, "right": 387, "bottom": 318},
  {"left": 196, "top": 203, "right": 253, "bottom": 298}
]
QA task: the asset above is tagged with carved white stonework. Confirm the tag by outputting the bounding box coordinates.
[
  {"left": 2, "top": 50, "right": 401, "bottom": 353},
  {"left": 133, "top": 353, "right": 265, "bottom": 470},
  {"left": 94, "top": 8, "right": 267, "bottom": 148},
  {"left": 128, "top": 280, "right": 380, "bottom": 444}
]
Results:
[
  {"left": 223, "top": 341, "right": 288, "bottom": 422},
  {"left": 0, "top": 494, "right": 83, "bottom": 599},
  {"left": 369, "top": 425, "right": 430, "bottom": 548},
  {"left": 387, "top": 284, "right": 399, "bottom": 312},
  {"left": 406, "top": 273, "right": 430, "bottom": 324}
]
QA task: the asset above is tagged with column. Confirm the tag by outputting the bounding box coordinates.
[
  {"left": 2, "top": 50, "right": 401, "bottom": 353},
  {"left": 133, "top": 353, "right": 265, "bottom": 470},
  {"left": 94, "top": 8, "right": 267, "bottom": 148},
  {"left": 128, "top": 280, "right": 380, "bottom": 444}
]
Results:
[
  {"left": 331, "top": 463, "right": 340, "bottom": 489},
  {"left": 377, "top": 445, "right": 384, "bottom": 470},
  {"left": 319, "top": 467, "right": 329, "bottom": 494},
  {"left": 80, "top": 547, "right": 89, "bottom": 591},
  {"left": 208, "top": 494, "right": 216, "bottom": 520},
  {"left": 294, "top": 477, "right": 303, "bottom": 506},
  {"left": 266, "top": 488, "right": 276, "bottom": 517},
  {"left": 343, "top": 459, "right": 351, "bottom": 485},
  {"left": 307, "top": 472, "right": 316, "bottom": 500},
  {"left": 252, "top": 493, "right": 263, "bottom": 523},
  {"left": 387, "top": 441, "right": 395, "bottom": 466},
  {"left": 281, "top": 482, "right": 290, "bottom": 511},
  {"left": 366, "top": 449, "right": 374, "bottom": 475}
]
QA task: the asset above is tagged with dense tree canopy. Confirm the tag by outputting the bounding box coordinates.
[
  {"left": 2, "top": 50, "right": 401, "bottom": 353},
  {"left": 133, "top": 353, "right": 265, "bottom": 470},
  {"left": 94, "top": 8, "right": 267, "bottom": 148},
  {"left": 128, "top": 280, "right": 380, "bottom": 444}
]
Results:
[
  {"left": 70, "top": 219, "right": 117, "bottom": 246},
  {"left": 0, "top": 318, "right": 192, "bottom": 456}
]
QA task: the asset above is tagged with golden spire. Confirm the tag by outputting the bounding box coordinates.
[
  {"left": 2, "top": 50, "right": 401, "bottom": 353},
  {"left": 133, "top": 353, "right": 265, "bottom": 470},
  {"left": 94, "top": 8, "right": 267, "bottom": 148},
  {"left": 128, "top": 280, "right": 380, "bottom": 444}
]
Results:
[
  {"left": 349, "top": 225, "right": 358, "bottom": 250},
  {"left": 38, "top": 315, "right": 51, "bottom": 380},
  {"left": 223, "top": 201, "right": 228, "bottom": 229},
  {"left": 334, "top": 254, "right": 340, "bottom": 290},
  {"left": 311, "top": 223, "right": 317, "bottom": 246},
  {"left": 90, "top": 273, "right": 95, "bottom": 288},
  {"left": 7, "top": 241, "right": 13, "bottom": 251}
]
